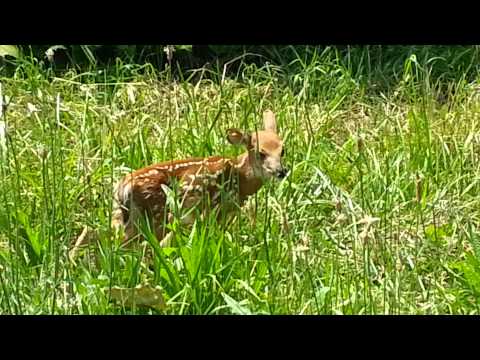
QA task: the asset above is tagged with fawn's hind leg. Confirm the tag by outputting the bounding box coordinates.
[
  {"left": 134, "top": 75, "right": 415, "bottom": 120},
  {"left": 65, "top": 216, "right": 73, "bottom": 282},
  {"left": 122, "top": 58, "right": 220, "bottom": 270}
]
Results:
[{"left": 153, "top": 213, "right": 172, "bottom": 248}]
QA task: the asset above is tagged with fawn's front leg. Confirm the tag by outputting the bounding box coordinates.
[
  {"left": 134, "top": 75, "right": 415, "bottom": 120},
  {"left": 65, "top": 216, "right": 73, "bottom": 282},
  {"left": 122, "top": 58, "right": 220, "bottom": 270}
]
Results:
[{"left": 157, "top": 189, "right": 200, "bottom": 247}]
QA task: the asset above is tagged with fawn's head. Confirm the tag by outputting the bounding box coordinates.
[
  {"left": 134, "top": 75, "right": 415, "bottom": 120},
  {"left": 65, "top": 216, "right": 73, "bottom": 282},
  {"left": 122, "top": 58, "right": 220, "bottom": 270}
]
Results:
[{"left": 227, "top": 110, "right": 287, "bottom": 180}]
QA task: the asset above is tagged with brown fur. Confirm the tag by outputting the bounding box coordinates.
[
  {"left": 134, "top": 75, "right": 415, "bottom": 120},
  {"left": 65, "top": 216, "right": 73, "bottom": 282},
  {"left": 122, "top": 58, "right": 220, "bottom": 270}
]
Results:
[{"left": 112, "top": 110, "right": 286, "bottom": 246}]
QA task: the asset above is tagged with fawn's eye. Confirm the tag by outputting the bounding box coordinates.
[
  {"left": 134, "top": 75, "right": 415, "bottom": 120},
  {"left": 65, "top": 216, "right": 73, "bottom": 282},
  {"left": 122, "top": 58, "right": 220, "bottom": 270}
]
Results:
[{"left": 259, "top": 152, "right": 267, "bottom": 161}]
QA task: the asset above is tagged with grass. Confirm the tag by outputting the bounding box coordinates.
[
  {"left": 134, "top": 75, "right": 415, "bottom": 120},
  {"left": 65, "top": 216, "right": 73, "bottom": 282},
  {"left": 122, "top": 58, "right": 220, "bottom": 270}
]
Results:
[{"left": 1, "top": 46, "right": 480, "bottom": 314}]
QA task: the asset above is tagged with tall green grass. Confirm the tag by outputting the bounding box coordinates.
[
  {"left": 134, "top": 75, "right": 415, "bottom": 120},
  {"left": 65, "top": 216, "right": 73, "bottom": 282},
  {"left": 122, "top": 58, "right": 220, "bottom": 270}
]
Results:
[{"left": 1, "top": 46, "right": 480, "bottom": 314}]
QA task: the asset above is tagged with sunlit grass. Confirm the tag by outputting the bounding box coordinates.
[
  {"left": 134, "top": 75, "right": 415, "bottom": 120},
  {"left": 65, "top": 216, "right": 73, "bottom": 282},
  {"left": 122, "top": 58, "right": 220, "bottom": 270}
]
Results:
[{"left": 1, "top": 47, "right": 480, "bottom": 314}]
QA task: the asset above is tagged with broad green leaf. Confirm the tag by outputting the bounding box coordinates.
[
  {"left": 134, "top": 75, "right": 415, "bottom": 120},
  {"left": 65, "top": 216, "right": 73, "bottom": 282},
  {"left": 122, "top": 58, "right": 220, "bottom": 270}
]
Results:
[
  {"left": 221, "top": 293, "right": 252, "bottom": 315},
  {"left": 462, "top": 255, "right": 480, "bottom": 293},
  {"left": 175, "top": 45, "right": 193, "bottom": 52},
  {"left": 0, "top": 45, "right": 20, "bottom": 58},
  {"left": 14, "top": 210, "right": 43, "bottom": 258}
]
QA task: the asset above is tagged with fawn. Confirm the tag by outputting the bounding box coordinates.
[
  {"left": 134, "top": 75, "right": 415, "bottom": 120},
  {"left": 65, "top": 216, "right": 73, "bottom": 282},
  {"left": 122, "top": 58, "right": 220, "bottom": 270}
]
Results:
[{"left": 111, "top": 109, "right": 287, "bottom": 247}]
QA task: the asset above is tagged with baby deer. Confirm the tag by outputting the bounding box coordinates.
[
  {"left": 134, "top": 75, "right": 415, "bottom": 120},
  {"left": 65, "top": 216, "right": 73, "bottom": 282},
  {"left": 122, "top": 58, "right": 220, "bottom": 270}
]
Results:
[{"left": 111, "top": 110, "right": 287, "bottom": 247}]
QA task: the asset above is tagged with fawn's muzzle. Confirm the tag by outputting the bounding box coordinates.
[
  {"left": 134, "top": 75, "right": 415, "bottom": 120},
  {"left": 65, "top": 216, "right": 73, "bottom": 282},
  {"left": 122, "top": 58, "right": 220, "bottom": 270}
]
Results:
[{"left": 277, "top": 167, "right": 288, "bottom": 179}]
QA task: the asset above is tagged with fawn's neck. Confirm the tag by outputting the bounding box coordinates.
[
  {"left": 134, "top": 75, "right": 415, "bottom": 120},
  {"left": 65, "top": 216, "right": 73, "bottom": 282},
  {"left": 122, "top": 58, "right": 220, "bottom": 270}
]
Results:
[{"left": 233, "top": 152, "right": 264, "bottom": 202}]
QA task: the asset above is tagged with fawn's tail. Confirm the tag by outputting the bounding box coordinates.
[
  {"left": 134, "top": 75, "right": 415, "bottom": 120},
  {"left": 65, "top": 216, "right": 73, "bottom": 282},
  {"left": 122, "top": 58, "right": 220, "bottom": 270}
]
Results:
[{"left": 111, "top": 180, "right": 132, "bottom": 231}]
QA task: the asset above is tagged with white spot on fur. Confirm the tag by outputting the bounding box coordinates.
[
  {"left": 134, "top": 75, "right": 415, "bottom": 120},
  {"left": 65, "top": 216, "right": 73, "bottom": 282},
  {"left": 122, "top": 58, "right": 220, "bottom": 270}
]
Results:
[{"left": 147, "top": 169, "right": 159, "bottom": 176}]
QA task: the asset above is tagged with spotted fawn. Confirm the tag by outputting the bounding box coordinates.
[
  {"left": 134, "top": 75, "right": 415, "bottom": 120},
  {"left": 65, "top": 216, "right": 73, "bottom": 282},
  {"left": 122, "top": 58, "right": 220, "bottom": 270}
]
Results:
[{"left": 111, "top": 109, "right": 287, "bottom": 247}]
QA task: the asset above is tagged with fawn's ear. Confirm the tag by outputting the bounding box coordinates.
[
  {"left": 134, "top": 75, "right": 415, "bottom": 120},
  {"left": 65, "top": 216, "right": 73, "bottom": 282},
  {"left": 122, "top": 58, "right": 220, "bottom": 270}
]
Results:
[
  {"left": 227, "top": 128, "right": 251, "bottom": 147},
  {"left": 263, "top": 109, "right": 277, "bottom": 133}
]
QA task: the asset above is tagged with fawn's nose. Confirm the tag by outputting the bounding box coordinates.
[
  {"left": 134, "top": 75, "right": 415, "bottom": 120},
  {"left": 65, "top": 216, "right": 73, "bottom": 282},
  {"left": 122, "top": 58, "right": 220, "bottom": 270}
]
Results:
[{"left": 277, "top": 167, "right": 288, "bottom": 179}]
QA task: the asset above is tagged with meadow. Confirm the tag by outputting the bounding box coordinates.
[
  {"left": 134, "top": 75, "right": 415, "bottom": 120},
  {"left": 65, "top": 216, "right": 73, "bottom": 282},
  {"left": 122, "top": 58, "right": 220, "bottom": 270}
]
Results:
[{"left": 1, "top": 45, "right": 480, "bottom": 314}]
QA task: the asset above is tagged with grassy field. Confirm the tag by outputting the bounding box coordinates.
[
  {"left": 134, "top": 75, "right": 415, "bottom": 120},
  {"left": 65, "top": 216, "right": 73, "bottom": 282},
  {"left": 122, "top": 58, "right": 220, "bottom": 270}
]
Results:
[{"left": 1, "top": 46, "right": 480, "bottom": 314}]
